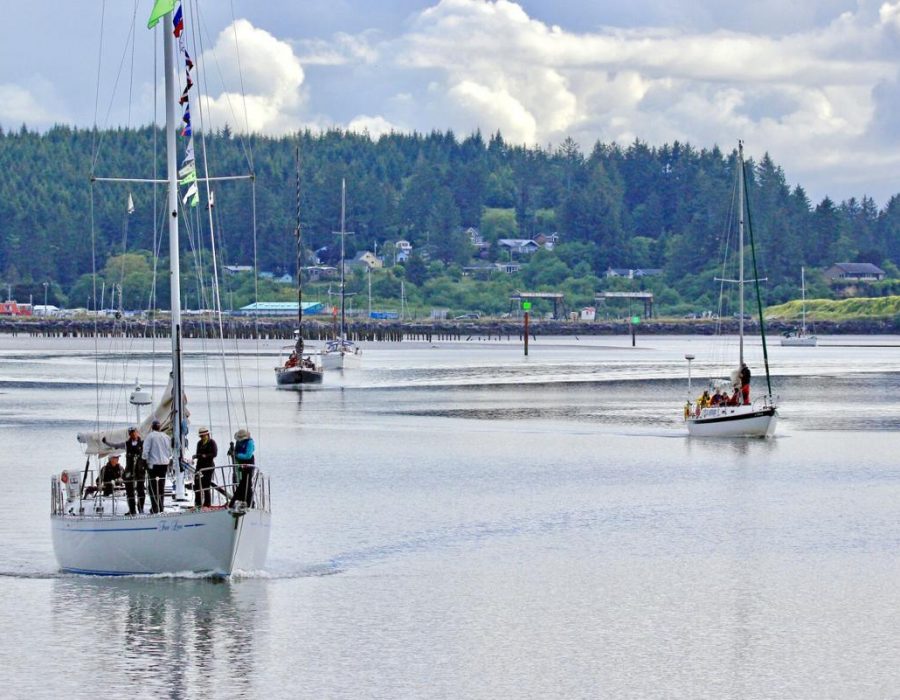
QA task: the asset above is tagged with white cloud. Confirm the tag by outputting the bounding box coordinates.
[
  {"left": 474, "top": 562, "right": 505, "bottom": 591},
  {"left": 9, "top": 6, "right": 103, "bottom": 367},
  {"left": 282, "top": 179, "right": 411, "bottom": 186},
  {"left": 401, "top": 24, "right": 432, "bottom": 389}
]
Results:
[
  {"left": 0, "top": 80, "right": 65, "bottom": 128},
  {"left": 373, "top": 0, "right": 900, "bottom": 201},
  {"left": 198, "top": 20, "right": 305, "bottom": 134},
  {"left": 293, "top": 31, "right": 379, "bottom": 66},
  {"left": 347, "top": 114, "right": 400, "bottom": 138}
]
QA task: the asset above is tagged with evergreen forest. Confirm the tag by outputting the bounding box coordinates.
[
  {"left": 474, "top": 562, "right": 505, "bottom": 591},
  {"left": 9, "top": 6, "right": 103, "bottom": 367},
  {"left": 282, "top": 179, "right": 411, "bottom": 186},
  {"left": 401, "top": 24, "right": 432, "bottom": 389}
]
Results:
[{"left": 2, "top": 124, "right": 899, "bottom": 317}]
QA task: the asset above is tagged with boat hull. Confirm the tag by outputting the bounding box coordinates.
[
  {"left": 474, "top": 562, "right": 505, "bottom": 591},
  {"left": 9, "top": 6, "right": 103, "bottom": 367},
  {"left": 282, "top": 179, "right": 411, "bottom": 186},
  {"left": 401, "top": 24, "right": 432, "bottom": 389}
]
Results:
[
  {"left": 51, "top": 507, "right": 271, "bottom": 576},
  {"left": 781, "top": 336, "right": 817, "bottom": 347},
  {"left": 686, "top": 406, "right": 777, "bottom": 438},
  {"left": 321, "top": 350, "right": 362, "bottom": 370},
  {"left": 275, "top": 365, "right": 323, "bottom": 387}
]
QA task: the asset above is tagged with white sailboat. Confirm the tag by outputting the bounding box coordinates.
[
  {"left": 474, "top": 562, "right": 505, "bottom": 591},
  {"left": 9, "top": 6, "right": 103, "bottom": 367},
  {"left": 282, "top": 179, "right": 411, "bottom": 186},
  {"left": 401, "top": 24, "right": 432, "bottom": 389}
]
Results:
[
  {"left": 50, "top": 2, "right": 271, "bottom": 575},
  {"left": 322, "top": 179, "right": 363, "bottom": 370},
  {"left": 683, "top": 142, "right": 778, "bottom": 438},
  {"left": 781, "top": 266, "right": 817, "bottom": 346}
]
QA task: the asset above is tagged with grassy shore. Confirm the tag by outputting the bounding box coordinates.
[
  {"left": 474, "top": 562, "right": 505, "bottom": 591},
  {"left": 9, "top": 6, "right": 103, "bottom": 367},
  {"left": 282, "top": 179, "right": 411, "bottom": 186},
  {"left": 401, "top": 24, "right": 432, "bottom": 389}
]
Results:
[{"left": 766, "top": 295, "right": 900, "bottom": 321}]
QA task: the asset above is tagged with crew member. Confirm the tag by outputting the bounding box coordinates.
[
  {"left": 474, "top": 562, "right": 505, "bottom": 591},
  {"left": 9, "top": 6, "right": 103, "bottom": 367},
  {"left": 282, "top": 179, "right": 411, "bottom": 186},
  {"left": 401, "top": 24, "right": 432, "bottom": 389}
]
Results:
[
  {"left": 104, "top": 427, "right": 146, "bottom": 515},
  {"left": 228, "top": 428, "right": 256, "bottom": 508},
  {"left": 142, "top": 420, "right": 172, "bottom": 514},
  {"left": 193, "top": 427, "right": 218, "bottom": 508},
  {"left": 740, "top": 362, "right": 751, "bottom": 405}
]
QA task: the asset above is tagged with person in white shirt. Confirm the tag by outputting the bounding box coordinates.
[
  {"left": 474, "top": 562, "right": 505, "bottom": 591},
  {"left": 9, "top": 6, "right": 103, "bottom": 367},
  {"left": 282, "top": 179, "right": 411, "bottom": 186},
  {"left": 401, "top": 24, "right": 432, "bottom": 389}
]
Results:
[{"left": 142, "top": 420, "right": 172, "bottom": 513}]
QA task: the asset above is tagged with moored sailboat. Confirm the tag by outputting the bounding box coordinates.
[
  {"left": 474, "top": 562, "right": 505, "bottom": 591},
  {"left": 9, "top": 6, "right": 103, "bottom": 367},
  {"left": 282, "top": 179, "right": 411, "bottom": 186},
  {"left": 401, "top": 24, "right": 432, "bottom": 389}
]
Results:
[
  {"left": 321, "top": 179, "right": 362, "bottom": 370},
  {"left": 781, "top": 266, "right": 817, "bottom": 346},
  {"left": 683, "top": 142, "right": 778, "bottom": 438},
  {"left": 50, "top": 1, "right": 271, "bottom": 575}
]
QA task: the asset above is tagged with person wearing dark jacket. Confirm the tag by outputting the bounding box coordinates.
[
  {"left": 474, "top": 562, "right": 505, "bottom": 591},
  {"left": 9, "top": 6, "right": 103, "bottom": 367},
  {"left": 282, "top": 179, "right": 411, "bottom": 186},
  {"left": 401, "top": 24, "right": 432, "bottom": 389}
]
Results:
[
  {"left": 228, "top": 428, "right": 256, "bottom": 508},
  {"left": 192, "top": 427, "right": 218, "bottom": 508},
  {"left": 104, "top": 427, "right": 146, "bottom": 515},
  {"left": 97, "top": 454, "right": 124, "bottom": 496},
  {"left": 740, "top": 362, "right": 752, "bottom": 405}
]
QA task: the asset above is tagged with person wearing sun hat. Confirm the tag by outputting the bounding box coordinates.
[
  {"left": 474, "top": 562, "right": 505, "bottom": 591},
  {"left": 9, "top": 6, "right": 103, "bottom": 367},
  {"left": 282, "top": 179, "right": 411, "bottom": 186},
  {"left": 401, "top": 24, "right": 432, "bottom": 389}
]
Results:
[
  {"left": 192, "top": 426, "right": 218, "bottom": 508},
  {"left": 103, "top": 425, "right": 146, "bottom": 515},
  {"left": 228, "top": 428, "right": 256, "bottom": 508}
]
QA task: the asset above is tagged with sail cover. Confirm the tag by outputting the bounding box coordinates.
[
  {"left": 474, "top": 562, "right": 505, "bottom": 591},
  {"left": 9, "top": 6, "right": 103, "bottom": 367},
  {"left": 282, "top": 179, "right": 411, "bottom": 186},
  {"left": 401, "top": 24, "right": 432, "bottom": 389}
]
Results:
[{"left": 76, "top": 376, "right": 189, "bottom": 456}]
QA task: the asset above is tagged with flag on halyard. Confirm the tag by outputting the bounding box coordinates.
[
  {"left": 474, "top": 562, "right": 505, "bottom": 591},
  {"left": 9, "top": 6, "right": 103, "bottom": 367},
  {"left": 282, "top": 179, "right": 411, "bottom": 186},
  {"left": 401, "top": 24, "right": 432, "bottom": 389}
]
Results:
[
  {"left": 147, "top": 0, "right": 176, "bottom": 29},
  {"left": 173, "top": 5, "right": 184, "bottom": 37},
  {"left": 182, "top": 182, "right": 199, "bottom": 207},
  {"left": 127, "top": 192, "right": 135, "bottom": 214}
]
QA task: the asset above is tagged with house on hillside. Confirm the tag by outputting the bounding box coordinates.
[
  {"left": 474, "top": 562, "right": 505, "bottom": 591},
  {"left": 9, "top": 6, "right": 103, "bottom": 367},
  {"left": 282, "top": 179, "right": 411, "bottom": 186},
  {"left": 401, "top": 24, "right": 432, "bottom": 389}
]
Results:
[
  {"left": 497, "top": 239, "right": 539, "bottom": 256},
  {"left": 467, "top": 227, "right": 490, "bottom": 255},
  {"left": 301, "top": 265, "right": 338, "bottom": 282},
  {"left": 605, "top": 267, "right": 662, "bottom": 279},
  {"left": 394, "top": 240, "right": 413, "bottom": 263},
  {"left": 462, "top": 262, "right": 497, "bottom": 279},
  {"left": 495, "top": 262, "right": 521, "bottom": 274},
  {"left": 824, "top": 262, "right": 885, "bottom": 282},
  {"left": 224, "top": 265, "right": 253, "bottom": 275},
  {"left": 534, "top": 232, "right": 560, "bottom": 250},
  {"left": 347, "top": 251, "right": 384, "bottom": 271}
]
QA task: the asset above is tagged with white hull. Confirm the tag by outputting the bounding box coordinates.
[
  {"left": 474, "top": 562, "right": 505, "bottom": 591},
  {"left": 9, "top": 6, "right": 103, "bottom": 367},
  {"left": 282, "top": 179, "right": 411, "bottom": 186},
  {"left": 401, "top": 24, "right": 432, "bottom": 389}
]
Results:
[
  {"left": 321, "top": 349, "right": 362, "bottom": 370},
  {"left": 781, "top": 335, "right": 817, "bottom": 347},
  {"left": 51, "top": 507, "right": 270, "bottom": 576},
  {"left": 686, "top": 405, "right": 777, "bottom": 438}
]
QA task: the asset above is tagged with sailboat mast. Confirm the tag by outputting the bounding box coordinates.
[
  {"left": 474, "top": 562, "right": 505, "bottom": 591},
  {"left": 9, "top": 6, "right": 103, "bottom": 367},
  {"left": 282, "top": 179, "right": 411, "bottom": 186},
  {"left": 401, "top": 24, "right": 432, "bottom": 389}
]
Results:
[
  {"left": 295, "top": 146, "right": 303, "bottom": 354},
  {"left": 340, "top": 178, "right": 346, "bottom": 341},
  {"left": 738, "top": 140, "right": 745, "bottom": 366},
  {"left": 800, "top": 266, "right": 806, "bottom": 334},
  {"left": 163, "top": 15, "right": 185, "bottom": 497}
]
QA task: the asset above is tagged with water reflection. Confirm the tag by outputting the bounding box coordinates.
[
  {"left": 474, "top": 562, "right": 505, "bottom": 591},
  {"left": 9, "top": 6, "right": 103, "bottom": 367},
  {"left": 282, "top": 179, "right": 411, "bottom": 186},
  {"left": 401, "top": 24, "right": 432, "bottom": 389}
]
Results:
[
  {"left": 685, "top": 435, "right": 779, "bottom": 458},
  {"left": 51, "top": 577, "right": 267, "bottom": 696}
]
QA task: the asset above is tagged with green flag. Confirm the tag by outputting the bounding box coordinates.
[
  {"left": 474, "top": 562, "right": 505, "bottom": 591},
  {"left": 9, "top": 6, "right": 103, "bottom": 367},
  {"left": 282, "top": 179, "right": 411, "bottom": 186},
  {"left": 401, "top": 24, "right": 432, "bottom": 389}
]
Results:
[{"left": 147, "top": 0, "right": 176, "bottom": 29}]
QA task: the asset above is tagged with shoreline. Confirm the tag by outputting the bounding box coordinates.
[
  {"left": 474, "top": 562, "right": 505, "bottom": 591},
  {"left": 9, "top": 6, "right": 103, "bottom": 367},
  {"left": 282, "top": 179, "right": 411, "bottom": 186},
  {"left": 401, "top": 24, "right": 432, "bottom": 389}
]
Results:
[{"left": 1, "top": 316, "right": 899, "bottom": 340}]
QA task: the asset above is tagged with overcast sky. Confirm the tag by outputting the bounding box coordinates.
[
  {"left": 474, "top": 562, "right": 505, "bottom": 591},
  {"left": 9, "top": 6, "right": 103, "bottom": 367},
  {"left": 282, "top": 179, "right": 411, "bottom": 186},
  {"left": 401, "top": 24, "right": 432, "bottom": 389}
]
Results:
[{"left": 3, "top": 0, "right": 900, "bottom": 205}]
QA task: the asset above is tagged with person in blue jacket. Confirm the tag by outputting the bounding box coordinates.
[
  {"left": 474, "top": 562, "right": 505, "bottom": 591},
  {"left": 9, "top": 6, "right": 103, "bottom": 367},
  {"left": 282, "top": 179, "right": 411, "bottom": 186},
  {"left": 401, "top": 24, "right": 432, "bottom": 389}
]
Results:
[{"left": 228, "top": 428, "right": 255, "bottom": 508}]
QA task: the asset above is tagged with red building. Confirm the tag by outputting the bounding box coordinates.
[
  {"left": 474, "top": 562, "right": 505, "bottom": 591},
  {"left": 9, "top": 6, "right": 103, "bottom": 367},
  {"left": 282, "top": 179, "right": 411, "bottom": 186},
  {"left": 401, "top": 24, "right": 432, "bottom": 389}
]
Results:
[{"left": 0, "top": 301, "right": 32, "bottom": 316}]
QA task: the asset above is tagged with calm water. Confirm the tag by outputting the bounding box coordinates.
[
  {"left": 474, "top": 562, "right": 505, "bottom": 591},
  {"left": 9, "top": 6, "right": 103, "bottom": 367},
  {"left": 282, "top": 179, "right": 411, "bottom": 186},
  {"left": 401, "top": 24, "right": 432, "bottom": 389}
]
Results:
[{"left": 1, "top": 334, "right": 899, "bottom": 698}]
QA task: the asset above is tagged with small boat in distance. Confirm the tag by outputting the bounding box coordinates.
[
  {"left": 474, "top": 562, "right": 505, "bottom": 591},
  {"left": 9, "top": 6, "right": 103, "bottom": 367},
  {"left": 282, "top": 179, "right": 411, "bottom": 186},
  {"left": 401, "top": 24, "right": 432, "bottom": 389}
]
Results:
[
  {"left": 683, "top": 141, "right": 778, "bottom": 438},
  {"left": 781, "top": 266, "right": 817, "bottom": 347},
  {"left": 276, "top": 147, "right": 324, "bottom": 388}
]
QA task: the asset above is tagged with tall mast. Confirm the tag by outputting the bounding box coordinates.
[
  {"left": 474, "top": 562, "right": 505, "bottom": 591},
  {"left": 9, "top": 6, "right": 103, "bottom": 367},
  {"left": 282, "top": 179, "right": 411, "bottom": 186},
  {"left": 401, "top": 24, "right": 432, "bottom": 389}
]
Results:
[
  {"left": 295, "top": 145, "right": 303, "bottom": 355},
  {"left": 738, "top": 140, "right": 745, "bottom": 366},
  {"left": 163, "top": 15, "right": 185, "bottom": 499},
  {"left": 339, "top": 179, "right": 346, "bottom": 341},
  {"left": 330, "top": 178, "right": 354, "bottom": 342}
]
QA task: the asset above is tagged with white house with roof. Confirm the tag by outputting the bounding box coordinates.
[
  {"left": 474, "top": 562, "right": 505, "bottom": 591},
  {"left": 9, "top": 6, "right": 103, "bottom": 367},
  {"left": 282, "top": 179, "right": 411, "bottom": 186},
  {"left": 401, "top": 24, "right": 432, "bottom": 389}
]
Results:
[
  {"left": 497, "top": 239, "right": 539, "bottom": 256},
  {"left": 394, "top": 240, "right": 413, "bottom": 263}
]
